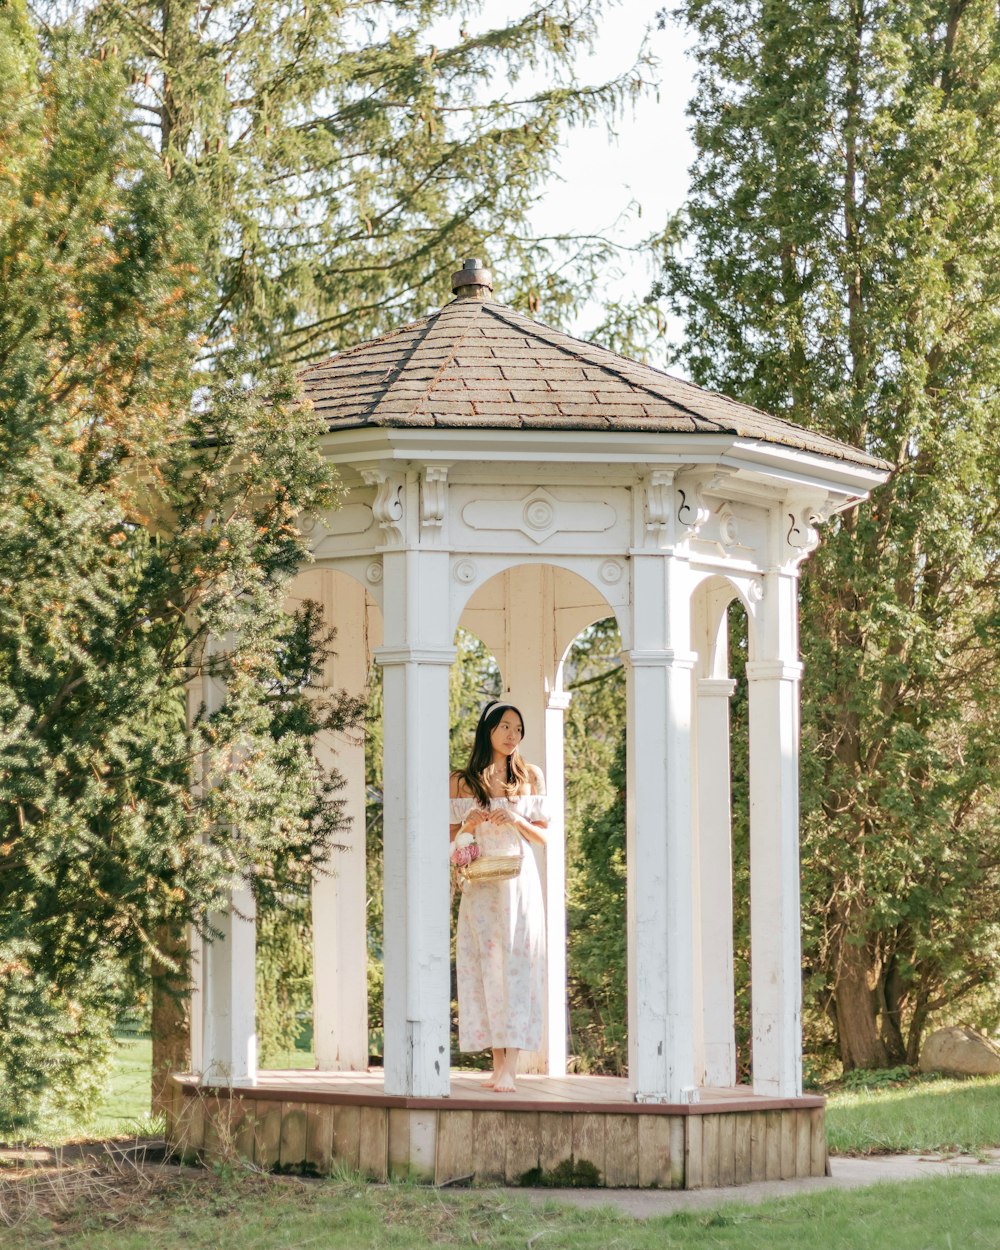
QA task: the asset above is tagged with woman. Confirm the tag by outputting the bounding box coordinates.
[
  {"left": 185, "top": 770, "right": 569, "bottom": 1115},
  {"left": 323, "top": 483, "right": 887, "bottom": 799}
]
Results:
[{"left": 449, "top": 700, "right": 549, "bottom": 1093}]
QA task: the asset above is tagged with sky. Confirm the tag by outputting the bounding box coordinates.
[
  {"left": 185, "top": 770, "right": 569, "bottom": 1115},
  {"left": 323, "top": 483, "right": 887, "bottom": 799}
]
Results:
[{"left": 526, "top": 0, "right": 697, "bottom": 316}]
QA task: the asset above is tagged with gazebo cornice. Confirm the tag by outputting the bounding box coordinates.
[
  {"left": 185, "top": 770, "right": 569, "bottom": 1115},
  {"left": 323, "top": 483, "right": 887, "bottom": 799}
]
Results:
[{"left": 318, "top": 425, "right": 884, "bottom": 506}]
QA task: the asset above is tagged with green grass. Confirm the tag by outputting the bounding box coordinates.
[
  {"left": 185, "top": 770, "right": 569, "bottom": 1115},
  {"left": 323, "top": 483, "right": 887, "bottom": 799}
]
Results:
[
  {"left": 4, "top": 1170, "right": 1000, "bottom": 1249},
  {"left": 826, "top": 1074, "right": 1000, "bottom": 1156}
]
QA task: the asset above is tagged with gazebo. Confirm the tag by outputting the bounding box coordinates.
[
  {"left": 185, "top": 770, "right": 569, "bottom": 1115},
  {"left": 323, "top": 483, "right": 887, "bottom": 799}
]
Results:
[{"left": 167, "top": 260, "right": 891, "bottom": 1187}]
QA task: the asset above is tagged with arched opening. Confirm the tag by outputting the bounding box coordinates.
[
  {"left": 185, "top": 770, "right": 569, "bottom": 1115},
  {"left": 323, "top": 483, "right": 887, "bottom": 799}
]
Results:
[
  {"left": 690, "top": 576, "right": 756, "bottom": 1089},
  {"left": 561, "top": 616, "right": 627, "bottom": 1075},
  {"left": 250, "top": 566, "right": 383, "bottom": 1073},
  {"left": 448, "top": 561, "right": 618, "bottom": 1077}
]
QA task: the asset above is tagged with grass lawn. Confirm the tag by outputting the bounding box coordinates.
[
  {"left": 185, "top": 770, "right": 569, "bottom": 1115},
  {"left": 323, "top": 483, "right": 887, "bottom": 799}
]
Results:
[
  {"left": 826, "top": 1074, "right": 1000, "bottom": 1156},
  {"left": 6, "top": 1049, "right": 1000, "bottom": 1248},
  {"left": 3, "top": 1169, "right": 1000, "bottom": 1249}
]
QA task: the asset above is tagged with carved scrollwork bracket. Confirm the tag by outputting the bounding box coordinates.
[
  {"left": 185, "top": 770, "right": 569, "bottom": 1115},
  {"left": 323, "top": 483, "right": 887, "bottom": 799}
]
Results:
[
  {"left": 361, "top": 468, "right": 405, "bottom": 547},
  {"left": 420, "top": 466, "right": 448, "bottom": 530},
  {"left": 784, "top": 493, "right": 838, "bottom": 567},
  {"left": 677, "top": 479, "right": 711, "bottom": 539},
  {"left": 644, "top": 469, "right": 675, "bottom": 543}
]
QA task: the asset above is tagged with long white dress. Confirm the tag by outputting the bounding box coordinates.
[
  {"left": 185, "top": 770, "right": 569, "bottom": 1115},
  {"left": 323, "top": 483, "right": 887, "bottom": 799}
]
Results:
[{"left": 451, "top": 794, "right": 548, "bottom": 1053}]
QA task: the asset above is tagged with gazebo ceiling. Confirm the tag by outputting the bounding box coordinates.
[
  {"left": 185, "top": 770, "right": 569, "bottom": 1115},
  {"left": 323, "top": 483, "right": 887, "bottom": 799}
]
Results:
[{"left": 298, "top": 263, "right": 888, "bottom": 473}]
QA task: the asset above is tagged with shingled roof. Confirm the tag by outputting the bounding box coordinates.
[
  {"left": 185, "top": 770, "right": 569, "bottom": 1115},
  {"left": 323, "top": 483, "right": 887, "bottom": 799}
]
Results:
[{"left": 298, "top": 284, "right": 887, "bottom": 471}]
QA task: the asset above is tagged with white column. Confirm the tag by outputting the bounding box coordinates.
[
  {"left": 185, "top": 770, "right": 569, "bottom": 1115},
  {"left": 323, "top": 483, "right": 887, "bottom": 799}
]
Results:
[
  {"left": 499, "top": 564, "right": 568, "bottom": 1076},
  {"left": 201, "top": 885, "right": 258, "bottom": 1086},
  {"left": 542, "top": 684, "right": 571, "bottom": 1077},
  {"left": 696, "top": 676, "right": 737, "bottom": 1087},
  {"left": 311, "top": 572, "right": 370, "bottom": 1071},
  {"left": 626, "top": 552, "right": 697, "bottom": 1102},
  {"left": 747, "top": 568, "right": 804, "bottom": 1097},
  {"left": 189, "top": 654, "right": 258, "bottom": 1088},
  {"left": 376, "top": 547, "right": 454, "bottom": 1098}
]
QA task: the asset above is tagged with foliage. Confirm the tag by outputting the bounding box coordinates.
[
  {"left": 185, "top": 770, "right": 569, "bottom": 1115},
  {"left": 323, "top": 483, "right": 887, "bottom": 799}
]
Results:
[
  {"left": 562, "top": 619, "right": 626, "bottom": 1073},
  {"left": 58, "top": 0, "right": 654, "bottom": 363},
  {"left": 658, "top": 0, "right": 1000, "bottom": 1069},
  {"left": 0, "top": 7, "right": 359, "bottom": 1115},
  {"left": 256, "top": 900, "right": 313, "bottom": 1066}
]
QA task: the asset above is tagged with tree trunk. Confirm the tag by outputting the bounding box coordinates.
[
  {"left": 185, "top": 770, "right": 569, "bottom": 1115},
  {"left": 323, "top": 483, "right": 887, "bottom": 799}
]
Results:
[
  {"left": 150, "top": 923, "right": 192, "bottom": 1116},
  {"left": 831, "top": 905, "right": 891, "bottom": 1070}
]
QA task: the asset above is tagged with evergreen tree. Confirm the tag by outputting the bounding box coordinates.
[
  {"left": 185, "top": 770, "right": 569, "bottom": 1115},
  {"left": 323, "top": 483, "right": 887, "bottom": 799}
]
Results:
[
  {"left": 63, "top": 0, "right": 651, "bottom": 361},
  {"left": 658, "top": 0, "right": 1000, "bottom": 1069},
  {"left": 0, "top": 6, "right": 360, "bottom": 1120}
]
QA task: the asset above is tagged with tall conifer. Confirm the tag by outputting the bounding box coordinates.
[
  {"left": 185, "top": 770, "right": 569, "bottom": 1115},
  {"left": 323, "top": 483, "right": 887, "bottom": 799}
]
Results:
[{"left": 659, "top": 0, "right": 1000, "bottom": 1068}]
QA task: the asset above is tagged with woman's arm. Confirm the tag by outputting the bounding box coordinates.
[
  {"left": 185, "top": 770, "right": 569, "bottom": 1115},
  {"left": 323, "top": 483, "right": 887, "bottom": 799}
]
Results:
[{"left": 449, "top": 771, "right": 487, "bottom": 844}]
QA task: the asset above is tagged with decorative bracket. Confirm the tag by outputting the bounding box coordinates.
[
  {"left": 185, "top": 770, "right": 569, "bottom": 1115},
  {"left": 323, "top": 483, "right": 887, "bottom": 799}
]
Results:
[
  {"left": 361, "top": 468, "right": 405, "bottom": 547},
  {"left": 420, "top": 466, "right": 448, "bottom": 530},
  {"left": 644, "top": 469, "right": 675, "bottom": 541},
  {"left": 784, "top": 493, "right": 838, "bottom": 566},
  {"left": 676, "top": 479, "right": 711, "bottom": 539}
]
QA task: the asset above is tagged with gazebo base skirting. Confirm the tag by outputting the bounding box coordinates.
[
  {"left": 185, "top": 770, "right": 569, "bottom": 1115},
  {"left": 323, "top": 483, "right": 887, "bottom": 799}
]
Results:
[{"left": 165, "top": 1071, "right": 828, "bottom": 1189}]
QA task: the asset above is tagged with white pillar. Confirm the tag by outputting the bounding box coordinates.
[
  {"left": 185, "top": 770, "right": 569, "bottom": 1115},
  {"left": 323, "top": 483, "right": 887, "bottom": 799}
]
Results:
[
  {"left": 376, "top": 547, "right": 454, "bottom": 1098},
  {"left": 747, "top": 569, "right": 804, "bottom": 1097},
  {"left": 626, "top": 552, "right": 697, "bottom": 1102},
  {"left": 311, "top": 572, "right": 370, "bottom": 1071},
  {"left": 499, "top": 564, "right": 568, "bottom": 1076},
  {"left": 201, "top": 885, "right": 258, "bottom": 1086},
  {"left": 542, "top": 684, "right": 571, "bottom": 1077},
  {"left": 189, "top": 654, "right": 258, "bottom": 1087},
  {"left": 696, "top": 676, "right": 737, "bottom": 1087}
]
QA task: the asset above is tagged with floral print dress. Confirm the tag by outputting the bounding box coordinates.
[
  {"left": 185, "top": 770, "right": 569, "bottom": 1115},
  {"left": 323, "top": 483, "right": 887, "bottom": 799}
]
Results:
[{"left": 451, "top": 794, "right": 549, "bottom": 1053}]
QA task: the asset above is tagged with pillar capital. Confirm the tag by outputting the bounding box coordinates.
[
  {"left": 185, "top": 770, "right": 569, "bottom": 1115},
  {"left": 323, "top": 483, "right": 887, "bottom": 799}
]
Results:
[
  {"left": 373, "top": 645, "right": 457, "bottom": 667},
  {"left": 745, "top": 660, "right": 803, "bottom": 683},
  {"left": 697, "top": 677, "right": 738, "bottom": 699},
  {"left": 624, "top": 648, "right": 698, "bottom": 670}
]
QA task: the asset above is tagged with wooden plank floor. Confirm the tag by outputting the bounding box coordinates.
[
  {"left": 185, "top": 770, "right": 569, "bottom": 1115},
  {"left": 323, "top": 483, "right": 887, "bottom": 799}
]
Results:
[{"left": 178, "top": 1069, "right": 824, "bottom": 1116}]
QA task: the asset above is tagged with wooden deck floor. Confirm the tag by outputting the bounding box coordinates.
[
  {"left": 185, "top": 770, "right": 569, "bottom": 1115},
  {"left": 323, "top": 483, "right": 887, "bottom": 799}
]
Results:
[{"left": 176, "top": 1068, "right": 823, "bottom": 1115}]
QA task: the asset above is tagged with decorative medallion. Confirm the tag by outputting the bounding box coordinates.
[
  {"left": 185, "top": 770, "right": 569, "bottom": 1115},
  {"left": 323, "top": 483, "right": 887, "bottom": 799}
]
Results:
[
  {"left": 454, "top": 559, "right": 478, "bottom": 584},
  {"left": 746, "top": 578, "right": 764, "bottom": 603},
  {"left": 599, "top": 560, "right": 624, "bottom": 585},
  {"left": 718, "top": 507, "right": 740, "bottom": 549},
  {"left": 366, "top": 560, "right": 383, "bottom": 584}
]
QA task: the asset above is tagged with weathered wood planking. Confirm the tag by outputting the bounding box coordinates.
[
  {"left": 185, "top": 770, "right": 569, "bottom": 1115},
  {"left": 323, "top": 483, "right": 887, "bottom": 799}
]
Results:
[
  {"left": 471, "top": 1110, "right": 507, "bottom": 1183},
  {"left": 505, "top": 1112, "right": 541, "bottom": 1184},
  {"left": 358, "top": 1105, "right": 388, "bottom": 1180},
  {"left": 435, "top": 1109, "right": 473, "bottom": 1185},
  {"left": 539, "top": 1111, "right": 573, "bottom": 1175},
  {"left": 604, "top": 1115, "right": 639, "bottom": 1187},
  {"left": 637, "top": 1114, "right": 673, "bottom": 1188},
  {"left": 333, "top": 1103, "right": 361, "bottom": 1172},
  {"left": 305, "top": 1103, "right": 334, "bottom": 1175},
  {"left": 279, "top": 1102, "right": 308, "bottom": 1171},
  {"left": 171, "top": 1081, "right": 827, "bottom": 1189},
  {"left": 571, "top": 1113, "right": 607, "bottom": 1185}
]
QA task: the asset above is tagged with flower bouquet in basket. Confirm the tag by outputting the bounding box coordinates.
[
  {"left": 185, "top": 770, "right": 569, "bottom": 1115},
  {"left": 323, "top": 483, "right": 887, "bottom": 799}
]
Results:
[{"left": 450, "top": 822, "right": 523, "bottom": 885}]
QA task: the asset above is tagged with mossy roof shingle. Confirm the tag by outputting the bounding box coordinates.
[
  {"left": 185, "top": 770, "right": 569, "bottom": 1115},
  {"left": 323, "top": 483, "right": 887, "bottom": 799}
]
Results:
[{"left": 298, "top": 298, "right": 889, "bottom": 470}]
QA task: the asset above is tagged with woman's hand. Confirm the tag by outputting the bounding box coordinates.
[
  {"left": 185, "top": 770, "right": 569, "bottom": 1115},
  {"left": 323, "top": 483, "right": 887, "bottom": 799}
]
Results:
[{"left": 463, "top": 807, "right": 489, "bottom": 829}]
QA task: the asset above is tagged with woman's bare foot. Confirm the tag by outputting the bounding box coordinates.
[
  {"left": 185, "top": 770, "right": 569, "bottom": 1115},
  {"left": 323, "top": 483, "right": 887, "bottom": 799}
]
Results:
[
  {"left": 491, "top": 1048, "right": 518, "bottom": 1092},
  {"left": 484, "top": 1048, "right": 504, "bottom": 1087},
  {"left": 491, "top": 1068, "right": 516, "bottom": 1093}
]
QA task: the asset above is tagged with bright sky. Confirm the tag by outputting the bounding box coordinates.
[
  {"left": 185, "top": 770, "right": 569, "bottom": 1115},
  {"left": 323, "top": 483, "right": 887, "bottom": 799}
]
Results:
[{"left": 527, "top": 1, "right": 696, "bottom": 311}]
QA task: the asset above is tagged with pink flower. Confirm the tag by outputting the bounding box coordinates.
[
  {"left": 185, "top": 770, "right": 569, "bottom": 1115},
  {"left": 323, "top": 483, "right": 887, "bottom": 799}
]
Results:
[{"left": 451, "top": 836, "right": 481, "bottom": 867}]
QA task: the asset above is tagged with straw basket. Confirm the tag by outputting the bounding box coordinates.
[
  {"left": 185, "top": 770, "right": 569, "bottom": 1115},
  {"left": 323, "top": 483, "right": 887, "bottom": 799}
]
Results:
[{"left": 459, "top": 828, "right": 524, "bottom": 884}]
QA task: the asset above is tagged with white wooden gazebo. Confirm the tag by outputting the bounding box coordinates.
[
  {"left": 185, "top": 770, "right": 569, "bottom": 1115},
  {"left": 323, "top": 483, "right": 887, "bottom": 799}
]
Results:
[{"left": 171, "top": 260, "right": 890, "bottom": 1187}]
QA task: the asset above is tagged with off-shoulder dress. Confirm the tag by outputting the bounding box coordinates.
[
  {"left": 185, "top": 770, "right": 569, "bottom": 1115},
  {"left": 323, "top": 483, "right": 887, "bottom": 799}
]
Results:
[{"left": 450, "top": 794, "right": 549, "bottom": 1053}]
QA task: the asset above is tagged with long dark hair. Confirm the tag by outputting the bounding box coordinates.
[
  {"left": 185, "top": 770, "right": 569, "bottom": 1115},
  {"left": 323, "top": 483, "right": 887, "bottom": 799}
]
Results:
[{"left": 458, "top": 701, "right": 530, "bottom": 808}]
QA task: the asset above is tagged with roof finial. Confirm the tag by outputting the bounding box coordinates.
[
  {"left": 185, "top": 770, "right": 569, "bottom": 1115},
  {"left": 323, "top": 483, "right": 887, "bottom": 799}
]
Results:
[{"left": 451, "top": 257, "right": 493, "bottom": 300}]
